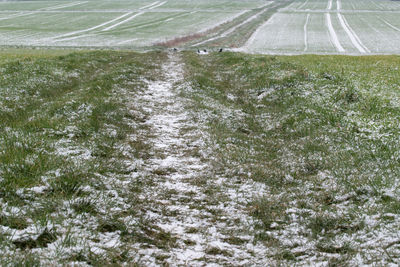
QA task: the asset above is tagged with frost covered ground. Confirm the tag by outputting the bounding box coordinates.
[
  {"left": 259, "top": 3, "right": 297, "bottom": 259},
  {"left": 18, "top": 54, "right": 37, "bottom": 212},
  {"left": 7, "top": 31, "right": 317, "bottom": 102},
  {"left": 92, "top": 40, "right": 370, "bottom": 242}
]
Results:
[
  {"left": 1, "top": 1, "right": 400, "bottom": 266},
  {"left": 1, "top": 48, "right": 400, "bottom": 265}
]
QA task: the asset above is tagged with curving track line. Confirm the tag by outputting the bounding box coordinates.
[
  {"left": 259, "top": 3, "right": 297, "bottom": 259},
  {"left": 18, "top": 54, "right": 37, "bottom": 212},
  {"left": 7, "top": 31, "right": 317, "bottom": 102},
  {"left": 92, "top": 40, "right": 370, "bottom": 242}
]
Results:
[
  {"left": 380, "top": 18, "right": 400, "bottom": 32},
  {"left": 101, "top": 12, "right": 144, "bottom": 32},
  {"left": 101, "top": 1, "right": 167, "bottom": 32},
  {"left": 327, "top": 0, "right": 333, "bottom": 10},
  {"left": 147, "top": 1, "right": 167, "bottom": 10},
  {"left": 336, "top": 0, "right": 341, "bottom": 11},
  {"left": 52, "top": 1, "right": 168, "bottom": 41},
  {"left": 304, "top": 13, "right": 310, "bottom": 51},
  {"left": 337, "top": 13, "right": 369, "bottom": 53},
  {"left": 51, "top": 12, "right": 134, "bottom": 41},
  {"left": 139, "top": 1, "right": 161, "bottom": 10},
  {"left": 192, "top": 2, "right": 273, "bottom": 47},
  {"left": 332, "top": 0, "right": 369, "bottom": 54},
  {"left": 0, "top": 1, "right": 87, "bottom": 21},
  {"left": 326, "top": 13, "right": 345, "bottom": 52},
  {"left": 298, "top": 0, "right": 310, "bottom": 10},
  {"left": 44, "top": 1, "right": 88, "bottom": 11}
]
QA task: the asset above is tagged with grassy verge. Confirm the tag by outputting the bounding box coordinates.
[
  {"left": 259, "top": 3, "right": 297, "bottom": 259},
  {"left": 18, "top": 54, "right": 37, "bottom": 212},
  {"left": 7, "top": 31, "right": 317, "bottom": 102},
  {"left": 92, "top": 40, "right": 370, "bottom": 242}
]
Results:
[
  {"left": 0, "top": 49, "right": 166, "bottom": 265},
  {"left": 0, "top": 48, "right": 78, "bottom": 64},
  {"left": 181, "top": 51, "right": 400, "bottom": 265}
]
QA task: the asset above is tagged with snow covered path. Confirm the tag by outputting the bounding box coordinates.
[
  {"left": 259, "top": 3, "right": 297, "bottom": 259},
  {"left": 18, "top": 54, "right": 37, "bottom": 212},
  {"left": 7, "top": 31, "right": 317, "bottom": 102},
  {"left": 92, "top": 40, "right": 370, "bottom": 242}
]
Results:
[{"left": 130, "top": 52, "right": 269, "bottom": 265}]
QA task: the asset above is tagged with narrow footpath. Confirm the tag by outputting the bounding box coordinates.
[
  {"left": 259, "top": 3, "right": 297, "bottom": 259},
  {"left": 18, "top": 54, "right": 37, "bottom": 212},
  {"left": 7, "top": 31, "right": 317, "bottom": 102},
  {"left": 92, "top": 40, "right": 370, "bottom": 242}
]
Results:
[{"left": 130, "top": 52, "right": 269, "bottom": 266}]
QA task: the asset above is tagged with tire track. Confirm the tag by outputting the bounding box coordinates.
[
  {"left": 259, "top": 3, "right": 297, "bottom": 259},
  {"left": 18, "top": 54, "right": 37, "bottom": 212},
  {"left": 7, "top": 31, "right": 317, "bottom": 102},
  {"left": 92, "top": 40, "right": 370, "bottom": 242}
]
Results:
[
  {"left": 333, "top": 0, "right": 369, "bottom": 54},
  {"left": 128, "top": 11, "right": 196, "bottom": 31},
  {"left": 101, "top": 12, "right": 144, "bottom": 32},
  {"left": 0, "top": 1, "right": 87, "bottom": 21},
  {"left": 304, "top": 13, "right": 310, "bottom": 51},
  {"left": 139, "top": 1, "right": 161, "bottom": 10},
  {"left": 192, "top": 2, "right": 273, "bottom": 47},
  {"left": 298, "top": 0, "right": 310, "bottom": 10},
  {"left": 55, "top": 7, "right": 183, "bottom": 44},
  {"left": 44, "top": 1, "right": 88, "bottom": 11},
  {"left": 337, "top": 13, "right": 369, "bottom": 53},
  {"left": 327, "top": 0, "right": 333, "bottom": 10},
  {"left": 326, "top": 13, "right": 345, "bottom": 52},
  {"left": 368, "top": 0, "right": 384, "bottom": 10},
  {"left": 336, "top": 0, "right": 341, "bottom": 11},
  {"left": 243, "top": 11, "right": 278, "bottom": 51},
  {"left": 147, "top": 1, "right": 168, "bottom": 10},
  {"left": 380, "top": 18, "right": 400, "bottom": 32},
  {"left": 51, "top": 1, "right": 168, "bottom": 41},
  {"left": 51, "top": 12, "right": 134, "bottom": 41}
]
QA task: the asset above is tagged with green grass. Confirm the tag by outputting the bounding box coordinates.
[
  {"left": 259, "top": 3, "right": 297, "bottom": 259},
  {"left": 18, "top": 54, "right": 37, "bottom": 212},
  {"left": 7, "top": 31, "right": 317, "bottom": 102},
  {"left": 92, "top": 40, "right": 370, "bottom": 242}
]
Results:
[
  {"left": 0, "top": 48, "right": 77, "bottom": 63},
  {"left": 0, "top": 51, "right": 141, "bottom": 191},
  {"left": 181, "top": 51, "right": 400, "bottom": 264},
  {"left": 0, "top": 49, "right": 167, "bottom": 265}
]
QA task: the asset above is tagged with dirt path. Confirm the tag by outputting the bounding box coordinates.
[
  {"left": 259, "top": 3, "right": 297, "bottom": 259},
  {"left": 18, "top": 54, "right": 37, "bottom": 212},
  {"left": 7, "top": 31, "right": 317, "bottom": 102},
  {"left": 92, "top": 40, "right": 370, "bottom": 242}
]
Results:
[{"left": 131, "top": 52, "right": 269, "bottom": 266}]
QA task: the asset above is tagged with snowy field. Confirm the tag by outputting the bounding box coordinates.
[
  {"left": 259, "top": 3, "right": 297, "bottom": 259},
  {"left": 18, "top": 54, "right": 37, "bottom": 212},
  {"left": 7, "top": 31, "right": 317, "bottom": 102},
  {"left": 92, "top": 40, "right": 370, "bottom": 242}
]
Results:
[
  {"left": 244, "top": 0, "right": 400, "bottom": 55},
  {"left": 0, "top": 0, "right": 269, "bottom": 47},
  {"left": 3, "top": 0, "right": 400, "bottom": 54}
]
